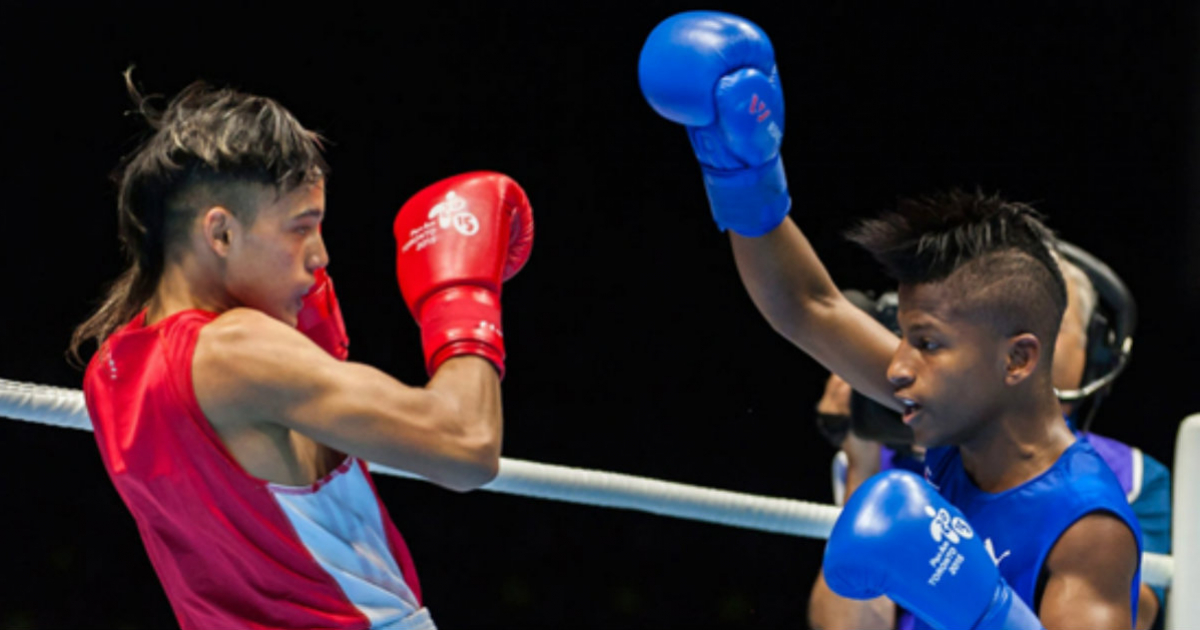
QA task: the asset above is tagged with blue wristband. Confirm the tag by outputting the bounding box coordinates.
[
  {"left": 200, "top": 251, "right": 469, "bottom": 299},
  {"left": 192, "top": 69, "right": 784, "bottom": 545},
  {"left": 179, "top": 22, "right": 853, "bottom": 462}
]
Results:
[{"left": 700, "top": 155, "right": 791, "bottom": 237}]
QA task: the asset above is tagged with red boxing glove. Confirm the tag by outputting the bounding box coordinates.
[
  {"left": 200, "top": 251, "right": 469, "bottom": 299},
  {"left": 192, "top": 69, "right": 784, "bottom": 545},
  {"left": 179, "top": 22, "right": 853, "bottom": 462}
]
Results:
[
  {"left": 297, "top": 267, "right": 350, "bottom": 361},
  {"left": 393, "top": 172, "right": 534, "bottom": 378}
]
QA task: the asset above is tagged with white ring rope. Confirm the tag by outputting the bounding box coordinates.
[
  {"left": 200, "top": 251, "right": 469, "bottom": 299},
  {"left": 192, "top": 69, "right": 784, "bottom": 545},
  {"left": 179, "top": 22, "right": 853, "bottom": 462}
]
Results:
[{"left": 0, "top": 377, "right": 1174, "bottom": 588}]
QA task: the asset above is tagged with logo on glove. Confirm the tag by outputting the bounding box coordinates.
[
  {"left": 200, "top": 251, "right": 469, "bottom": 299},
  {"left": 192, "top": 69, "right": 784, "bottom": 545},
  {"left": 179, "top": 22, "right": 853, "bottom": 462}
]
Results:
[
  {"left": 749, "top": 93, "right": 770, "bottom": 123},
  {"left": 925, "top": 506, "right": 974, "bottom": 587},
  {"left": 430, "top": 191, "right": 480, "bottom": 236},
  {"left": 924, "top": 505, "right": 974, "bottom": 544},
  {"left": 401, "top": 191, "right": 482, "bottom": 254}
]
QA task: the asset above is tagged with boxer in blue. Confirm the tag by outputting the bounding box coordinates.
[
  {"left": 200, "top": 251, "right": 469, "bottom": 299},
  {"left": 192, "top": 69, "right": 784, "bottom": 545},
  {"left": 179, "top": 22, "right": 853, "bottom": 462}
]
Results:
[
  {"left": 639, "top": 11, "right": 1141, "bottom": 630},
  {"left": 814, "top": 251, "right": 1169, "bottom": 629}
]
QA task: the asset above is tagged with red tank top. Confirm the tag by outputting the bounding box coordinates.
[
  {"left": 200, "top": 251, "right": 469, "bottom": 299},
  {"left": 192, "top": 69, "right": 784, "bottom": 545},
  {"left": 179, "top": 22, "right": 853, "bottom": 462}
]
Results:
[{"left": 83, "top": 310, "right": 430, "bottom": 630}]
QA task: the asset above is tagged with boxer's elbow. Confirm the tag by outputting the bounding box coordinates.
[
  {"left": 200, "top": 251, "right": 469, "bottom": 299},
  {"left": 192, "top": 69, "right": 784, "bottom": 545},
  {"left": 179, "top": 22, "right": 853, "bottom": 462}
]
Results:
[
  {"left": 443, "top": 430, "right": 501, "bottom": 492},
  {"left": 451, "top": 460, "right": 500, "bottom": 492},
  {"left": 1135, "top": 584, "right": 1159, "bottom": 630},
  {"left": 429, "top": 408, "right": 501, "bottom": 493},
  {"left": 436, "top": 454, "right": 499, "bottom": 493}
]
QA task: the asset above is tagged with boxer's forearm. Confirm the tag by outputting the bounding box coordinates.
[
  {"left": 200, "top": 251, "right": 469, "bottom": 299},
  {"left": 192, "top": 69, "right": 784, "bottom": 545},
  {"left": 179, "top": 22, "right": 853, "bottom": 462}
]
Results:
[
  {"left": 730, "top": 221, "right": 901, "bottom": 409},
  {"left": 422, "top": 355, "right": 504, "bottom": 491},
  {"left": 809, "top": 570, "right": 895, "bottom": 630},
  {"left": 730, "top": 218, "right": 841, "bottom": 342}
]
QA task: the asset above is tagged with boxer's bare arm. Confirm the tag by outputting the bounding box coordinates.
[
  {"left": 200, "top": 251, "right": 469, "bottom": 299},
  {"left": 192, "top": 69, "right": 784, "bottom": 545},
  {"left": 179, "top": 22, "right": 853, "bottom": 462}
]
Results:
[
  {"left": 1038, "top": 513, "right": 1138, "bottom": 629},
  {"left": 193, "top": 308, "right": 501, "bottom": 492},
  {"left": 809, "top": 569, "right": 896, "bottom": 630},
  {"left": 730, "top": 219, "right": 900, "bottom": 410},
  {"left": 1135, "top": 585, "right": 1158, "bottom": 630}
]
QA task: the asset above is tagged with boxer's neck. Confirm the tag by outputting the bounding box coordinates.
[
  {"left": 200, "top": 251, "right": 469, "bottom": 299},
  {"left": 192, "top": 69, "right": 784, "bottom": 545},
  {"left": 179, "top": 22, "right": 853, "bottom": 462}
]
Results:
[
  {"left": 957, "top": 388, "right": 1075, "bottom": 493},
  {"left": 144, "top": 255, "right": 236, "bottom": 326}
]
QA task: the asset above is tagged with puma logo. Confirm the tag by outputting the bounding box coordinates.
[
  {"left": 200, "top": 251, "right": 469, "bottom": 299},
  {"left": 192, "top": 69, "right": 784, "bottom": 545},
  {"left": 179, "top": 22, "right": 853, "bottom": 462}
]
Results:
[{"left": 985, "top": 538, "right": 1011, "bottom": 566}]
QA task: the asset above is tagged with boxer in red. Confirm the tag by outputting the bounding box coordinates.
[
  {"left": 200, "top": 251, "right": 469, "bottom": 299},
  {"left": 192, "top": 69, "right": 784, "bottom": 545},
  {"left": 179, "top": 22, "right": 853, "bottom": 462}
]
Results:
[{"left": 69, "top": 71, "right": 533, "bottom": 630}]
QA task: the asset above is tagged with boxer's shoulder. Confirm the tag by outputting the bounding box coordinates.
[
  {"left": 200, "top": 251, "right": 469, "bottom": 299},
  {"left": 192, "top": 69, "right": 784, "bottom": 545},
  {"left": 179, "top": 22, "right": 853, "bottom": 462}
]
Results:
[{"left": 193, "top": 307, "right": 339, "bottom": 430}]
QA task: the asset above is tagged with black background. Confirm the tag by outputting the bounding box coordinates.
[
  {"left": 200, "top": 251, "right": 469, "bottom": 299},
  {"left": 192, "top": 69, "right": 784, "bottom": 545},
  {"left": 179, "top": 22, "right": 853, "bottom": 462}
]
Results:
[{"left": 2, "top": 2, "right": 1198, "bottom": 628}]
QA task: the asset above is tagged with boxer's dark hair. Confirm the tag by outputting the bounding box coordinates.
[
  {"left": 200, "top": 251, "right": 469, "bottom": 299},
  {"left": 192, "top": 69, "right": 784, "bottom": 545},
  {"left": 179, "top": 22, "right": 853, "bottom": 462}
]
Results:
[
  {"left": 846, "top": 189, "right": 1067, "bottom": 356},
  {"left": 69, "top": 68, "right": 328, "bottom": 364}
]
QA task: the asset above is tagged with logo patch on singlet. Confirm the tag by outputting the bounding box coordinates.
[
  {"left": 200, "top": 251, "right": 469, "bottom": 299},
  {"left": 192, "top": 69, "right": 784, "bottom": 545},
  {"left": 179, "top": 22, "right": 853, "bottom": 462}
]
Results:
[
  {"left": 923, "top": 465, "right": 940, "bottom": 490},
  {"left": 106, "top": 349, "right": 118, "bottom": 380}
]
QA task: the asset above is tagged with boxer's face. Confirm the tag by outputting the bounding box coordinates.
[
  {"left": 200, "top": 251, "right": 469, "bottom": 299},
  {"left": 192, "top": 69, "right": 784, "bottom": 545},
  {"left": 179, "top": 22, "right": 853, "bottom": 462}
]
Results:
[
  {"left": 221, "top": 179, "right": 328, "bottom": 326},
  {"left": 889, "top": 282, "right": 1010, "bottom": 448}
]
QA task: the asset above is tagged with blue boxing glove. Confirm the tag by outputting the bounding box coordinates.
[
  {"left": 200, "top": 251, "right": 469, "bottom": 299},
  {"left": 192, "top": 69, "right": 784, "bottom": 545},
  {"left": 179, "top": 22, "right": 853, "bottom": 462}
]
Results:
[
  {"left": 638, "top": 11, "right": 790, "bottom": 237},
  {"left": 823, "top": 470, "right": 1045, "bottom": 630}
]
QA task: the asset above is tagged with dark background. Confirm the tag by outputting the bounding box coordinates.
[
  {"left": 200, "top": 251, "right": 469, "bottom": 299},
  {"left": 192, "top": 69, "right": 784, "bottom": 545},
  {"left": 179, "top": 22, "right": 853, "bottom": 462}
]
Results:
[{"left": 2, "top": 2, "right": 1198, "bottom": 628}]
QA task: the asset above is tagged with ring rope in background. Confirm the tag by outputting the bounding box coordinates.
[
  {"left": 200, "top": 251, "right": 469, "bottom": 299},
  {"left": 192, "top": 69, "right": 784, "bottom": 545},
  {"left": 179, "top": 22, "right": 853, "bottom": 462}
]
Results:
[{"left": 0, "top": 378, "right": 1182, "bottom": 597}]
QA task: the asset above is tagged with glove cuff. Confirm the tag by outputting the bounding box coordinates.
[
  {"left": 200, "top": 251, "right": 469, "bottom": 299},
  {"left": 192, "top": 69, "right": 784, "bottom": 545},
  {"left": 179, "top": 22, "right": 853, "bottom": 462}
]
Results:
[
  {"left": 701, "top": 155, "right": 791, "bottom": 237},
  {"left": 417, "top": 286, "right": 506, "bottom": 379},
  {"left": 971, "top": 580, "right": 1044, "bottom": 630}
]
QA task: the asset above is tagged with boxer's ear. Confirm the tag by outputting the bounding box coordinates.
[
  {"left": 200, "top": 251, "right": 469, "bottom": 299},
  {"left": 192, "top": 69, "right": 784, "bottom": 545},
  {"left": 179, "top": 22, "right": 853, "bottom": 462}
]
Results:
[
  {"left": 202, "top": 206, "right": 237, "bottom": 256},
  {"left": 1003, "top": 333, "right": 1042, "bottom": 386}
]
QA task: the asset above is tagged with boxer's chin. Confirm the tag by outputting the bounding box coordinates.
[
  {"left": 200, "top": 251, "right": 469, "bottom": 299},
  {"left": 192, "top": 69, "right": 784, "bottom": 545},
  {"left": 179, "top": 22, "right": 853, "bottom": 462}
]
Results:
[
  {"left": 282, "top": 300, "right": 302, "bottom": 327},
  {"left": 260, "top": 299, "right": 300, "bottom": 328}
]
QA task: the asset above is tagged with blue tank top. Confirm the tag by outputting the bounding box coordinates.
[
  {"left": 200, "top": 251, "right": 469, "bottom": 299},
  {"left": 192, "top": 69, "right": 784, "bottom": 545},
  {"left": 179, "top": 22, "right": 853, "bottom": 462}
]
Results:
[{"left": 913, "top": 439, "right": 1142, "bottom": 628}]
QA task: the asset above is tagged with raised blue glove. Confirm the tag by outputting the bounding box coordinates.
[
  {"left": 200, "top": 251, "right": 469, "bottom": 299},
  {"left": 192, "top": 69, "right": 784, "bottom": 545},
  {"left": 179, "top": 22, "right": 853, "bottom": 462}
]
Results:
[
  {"left": 638, "top": 11, "right": 790, "bottom": 237},
  {"left": 823, "top": 470, "right": 1045, "bottom": 630}
]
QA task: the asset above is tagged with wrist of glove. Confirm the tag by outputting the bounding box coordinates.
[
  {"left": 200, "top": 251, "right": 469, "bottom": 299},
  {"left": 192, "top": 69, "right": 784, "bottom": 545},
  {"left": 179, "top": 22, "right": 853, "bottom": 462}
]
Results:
[
  {"left": 974, "top": 584, "right": 1045, "bottom": 630},
  {"left": 697, "top": 154, "right": 789, "bottom": 237},
  {"left": 416, "top": 286, "right": 505, "bottom": 378}
]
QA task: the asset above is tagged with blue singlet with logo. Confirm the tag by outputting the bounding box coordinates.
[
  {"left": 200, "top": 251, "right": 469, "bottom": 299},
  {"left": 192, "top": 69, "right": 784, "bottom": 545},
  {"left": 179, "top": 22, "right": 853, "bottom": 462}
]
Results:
[{"left": 912, "top": 439, "right": 1142, "bottom": 629}]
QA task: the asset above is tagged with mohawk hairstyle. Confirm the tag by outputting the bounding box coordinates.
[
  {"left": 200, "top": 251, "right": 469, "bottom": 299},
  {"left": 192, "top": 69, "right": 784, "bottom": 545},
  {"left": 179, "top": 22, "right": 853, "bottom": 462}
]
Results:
[
  {"left": 115, "top": 67, "right": 330, "bottom": 250},
  {"left": 846, "top": 189, "right": 1068, "bottom": 347},
  {"left": 69, "top": 68, "right": 328, "bottom": 364}
]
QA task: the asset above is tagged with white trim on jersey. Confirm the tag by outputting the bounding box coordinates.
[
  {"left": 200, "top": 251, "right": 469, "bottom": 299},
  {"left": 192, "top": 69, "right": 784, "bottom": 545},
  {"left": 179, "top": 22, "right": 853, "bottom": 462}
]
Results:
[
  {"left": 1127, "top": 446, "right": 1144, "bottom": 504},
  {"left": 271, "top": 459, "right": 424, "bottom": 629}
]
